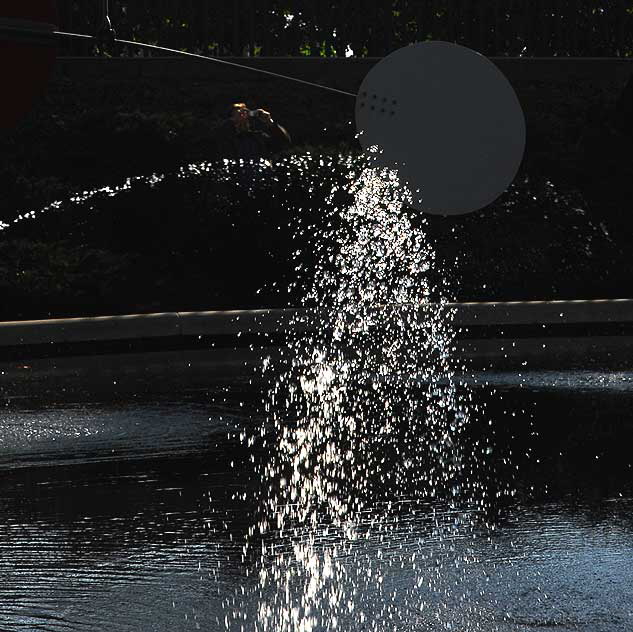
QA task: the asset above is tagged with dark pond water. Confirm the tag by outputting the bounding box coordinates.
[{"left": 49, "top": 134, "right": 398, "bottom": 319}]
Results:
[{"left": 1, "top": 371, "right": 632, "bottom": 631}]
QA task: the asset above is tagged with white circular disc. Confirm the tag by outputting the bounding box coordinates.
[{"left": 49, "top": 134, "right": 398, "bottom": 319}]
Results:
[{"left": 355, "top": 41, "right": 526, "bottom": 216}]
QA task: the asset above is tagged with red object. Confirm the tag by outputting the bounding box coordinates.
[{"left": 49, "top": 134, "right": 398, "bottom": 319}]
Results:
[{"left": 0, "top": 1, "right": 58, "bottom": 132}]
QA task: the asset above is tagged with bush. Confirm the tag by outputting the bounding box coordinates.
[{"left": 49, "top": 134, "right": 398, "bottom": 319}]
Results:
[
  {"left": 1, "top": 148, "right": 628, "bottom": 320},
  {"left": 0, "top": 240, "right": 137, "bottom": 319}
]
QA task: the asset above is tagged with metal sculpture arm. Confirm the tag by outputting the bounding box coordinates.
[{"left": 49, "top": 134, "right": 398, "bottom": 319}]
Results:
[{"left": 96, "top": 0, "right": 116, "bottom": 54}]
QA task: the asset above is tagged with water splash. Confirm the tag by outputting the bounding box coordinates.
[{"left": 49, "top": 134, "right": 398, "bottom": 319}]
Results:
[
  {"left": 0, "top": 158, "right": 274, "bottom": 232},
  {"left": 238, "top": 149, "right": 489, "bottom": 631}
]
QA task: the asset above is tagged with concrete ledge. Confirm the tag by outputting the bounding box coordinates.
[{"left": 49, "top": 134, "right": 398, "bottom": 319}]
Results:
[
  {"left": 451, "top": 299, "right": 633, "bottom": 327},
  {"left": 178, "top": 308, "right": 302, "bottom": 337},
  {"left": 1, "top": 300, "right": 632, "bottom": 348},
  {"left": 0, "top": 312, "right": 181, "bottom": 346}
]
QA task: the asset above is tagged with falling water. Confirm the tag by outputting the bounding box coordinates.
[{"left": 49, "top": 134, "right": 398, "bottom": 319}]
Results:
[
  {"left": 233, "top": 148, "right": 494, "bottom": 632},
  {"left": 0, "top": 158, "right": 271, "bottom": 232}
]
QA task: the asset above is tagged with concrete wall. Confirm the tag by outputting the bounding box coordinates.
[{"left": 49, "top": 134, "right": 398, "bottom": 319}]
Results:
[
  {"left": 53, "top": 56, "right": 633, "bottom": 90},
  {"left": 1, "top": 302, "right": 631, "bottom": 389},
  {"left": 1, "top": 300, "right": 632, "bottom": 347}
]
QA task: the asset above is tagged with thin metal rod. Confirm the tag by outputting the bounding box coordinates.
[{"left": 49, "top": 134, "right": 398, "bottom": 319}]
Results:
[{"left": 53, "top": 30, "right": 358, "bottom": 98}]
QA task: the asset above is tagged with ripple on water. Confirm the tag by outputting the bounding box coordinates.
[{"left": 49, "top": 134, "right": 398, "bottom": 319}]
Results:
[{"left": 0, "top": 489, "right": 632, "bottom": 631}]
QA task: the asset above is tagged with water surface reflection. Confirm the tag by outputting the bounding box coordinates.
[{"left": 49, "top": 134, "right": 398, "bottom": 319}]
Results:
[{"left": 0, "top": 371, "right": 631, "bottom": 631}]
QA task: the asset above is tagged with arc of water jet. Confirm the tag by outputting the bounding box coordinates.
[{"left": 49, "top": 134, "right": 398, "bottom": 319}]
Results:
[{"left": 52, "top": 30, "right": 358, "bottom": 99}]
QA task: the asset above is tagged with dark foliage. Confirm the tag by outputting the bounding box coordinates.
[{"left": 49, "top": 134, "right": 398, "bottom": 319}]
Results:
[
  {"left": 1, "top": 148, "right": 629, "bottom": 320},
  {"left": 57, "top": 0, "right": 633, "bottom": 58},
  {"left": 1, "top": 56, "right": 631, "bottom": 320}
]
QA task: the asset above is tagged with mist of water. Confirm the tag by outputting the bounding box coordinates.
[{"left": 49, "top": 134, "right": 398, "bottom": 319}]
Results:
[{"left": 230, "top": 149, "right": 495, "bottom": 631}]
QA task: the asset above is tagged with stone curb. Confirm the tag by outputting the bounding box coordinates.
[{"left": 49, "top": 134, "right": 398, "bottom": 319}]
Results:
[{"left": 1, "top": 300, "right": 632, "bottom": 347}]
